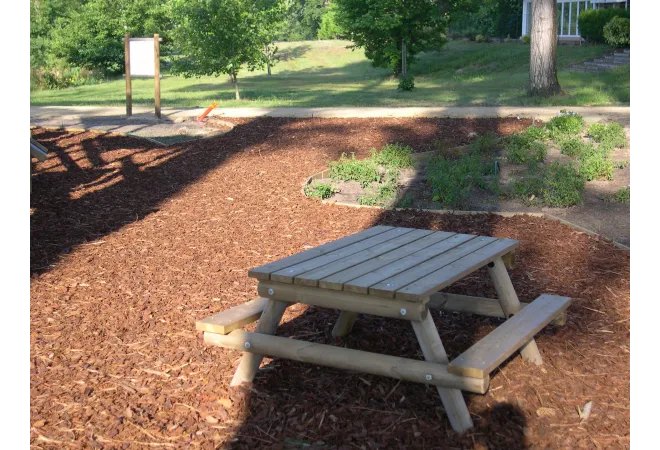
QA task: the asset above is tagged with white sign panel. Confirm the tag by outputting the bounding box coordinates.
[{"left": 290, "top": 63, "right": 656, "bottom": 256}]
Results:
[{"left": 129, "top": 38, "right": 155, "bottom": 77}]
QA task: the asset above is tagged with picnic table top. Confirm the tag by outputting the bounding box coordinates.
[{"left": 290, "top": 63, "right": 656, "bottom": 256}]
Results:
[{"left": 248, "top": 226, "right": 519, "bottom": 303}]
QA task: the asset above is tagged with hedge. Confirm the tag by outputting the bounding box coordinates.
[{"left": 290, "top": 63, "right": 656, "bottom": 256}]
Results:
[
  {"left": 578, "top": 8, "right": 630, "bottom": 43},
  {"left": 604, "top": 17, "right": 630, "bottom": 47}
]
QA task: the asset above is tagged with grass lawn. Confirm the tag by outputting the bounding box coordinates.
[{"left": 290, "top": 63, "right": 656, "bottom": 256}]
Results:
[{"left": 30, "top": 40, "right": 629, "bottom": 108}]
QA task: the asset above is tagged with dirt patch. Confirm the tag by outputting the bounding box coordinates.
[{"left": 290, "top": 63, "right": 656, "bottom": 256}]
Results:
[{"left": 30, "top": 118, "right": 629, "bottom": 449}]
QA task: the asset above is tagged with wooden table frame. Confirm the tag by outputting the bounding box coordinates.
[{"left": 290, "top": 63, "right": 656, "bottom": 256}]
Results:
[{"left": 198, "top": 227, "right": 571, "bottom": 433}]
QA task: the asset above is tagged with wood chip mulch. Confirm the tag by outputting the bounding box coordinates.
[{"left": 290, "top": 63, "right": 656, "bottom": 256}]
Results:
[{"left": 31, "top": 117, "right": 629, "bottom": 449}]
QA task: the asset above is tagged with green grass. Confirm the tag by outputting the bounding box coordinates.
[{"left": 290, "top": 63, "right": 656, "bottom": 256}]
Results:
[
  {"left": 304, "top": 182, "right": 337, "bottom": 199},
  {"left": 587, "top": 122, "right": 628, "bottom": 149},
  {"left": 30, "top": 40, "right": 629, "bottom": 108}
]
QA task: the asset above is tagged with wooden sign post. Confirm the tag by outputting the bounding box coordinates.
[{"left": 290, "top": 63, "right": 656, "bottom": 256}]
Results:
[
  {"left": 154, "top": 34, "right": 161, "bottom": 118},
  {"left": 124, "top": 33, "right": 132, "bottom": 117},
  {"left": 124, "top": 34, "right": 162, "bottom": 118}
]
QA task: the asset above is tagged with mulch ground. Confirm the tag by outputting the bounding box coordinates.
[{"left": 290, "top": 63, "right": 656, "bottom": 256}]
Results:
[{"left": 30, "top": 117, "right": 629, "bottom": 449}]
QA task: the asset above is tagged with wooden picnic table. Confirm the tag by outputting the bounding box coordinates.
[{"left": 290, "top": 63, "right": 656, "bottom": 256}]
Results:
[{"left": 197, "top": 226, "right": 571, "bottom": 432}]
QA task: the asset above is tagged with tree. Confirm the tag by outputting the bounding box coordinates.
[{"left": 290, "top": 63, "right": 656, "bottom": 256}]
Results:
[
  {"left": 334, "top": 0, "right": 448, "bottom": 76},
  {"left": 170, "top": 0, "right": 285, "bottom": 100},
  {"left": 317, "top": 3, "right": 345, "bottom": 40},
  {"left": 529, "top": 0, "right": 560, "bottom": 97}
]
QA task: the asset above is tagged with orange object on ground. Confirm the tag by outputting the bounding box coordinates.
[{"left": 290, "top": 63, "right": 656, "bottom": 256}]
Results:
[{"left": 198, "top": 102, "right": 217, "bottom": 122}]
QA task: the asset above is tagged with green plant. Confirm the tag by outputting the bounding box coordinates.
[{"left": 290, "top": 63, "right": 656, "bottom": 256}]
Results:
[
  {"left": 371, "top": 143, "right": 414, "bottom": 168},
  {"left": 506, "top": 134, "right": 547, "bottom": 165},
  {"left": 542, "top": 162, "right": 584, "bottom": 207},
  {"left": 521, "top": 35, "right": 530, "bottom": 44},
  {"left": 398, "top": 74, "right": 415, "bottom": 91},
  {"left": 304, "top": 182, "right": 337, "bottom": 199},
  {"left": 578, "top": 8, "right": 629, "bottom": 44},
  {"left": 559, "top": 137, "right": 594, "bottom": 157},
  {"left": 614, "top": 160, "right": 629, "bottom": 169},
  {"left": 469, "top": 132, "right": 500, "bottom": 154},
  {"left": 545, "top": 111, "right": 585, "bottom": 139},
  {"left": 329, "top": 153, "right": 381, "bottom": 187},
  {"left": 357, "top": 184, "right": 398, "bottom": 206},
  {"left": 395, "top": 193, "right": 414, "bottom": 208},
  {"left": 503, "top": 34, "right": 511, "bottom": 44},
  {"left": 578, "top": 148, "right": 614, "bottom": 181},
  {"left": 604, "top": 186, "right": 630, "bottom": 203},
  {"left": 603, "top": 17, "right": 630, "bottom": 47},
  {"left": 521, "top": 125, "right": 549, "bottom": 141},
  {"left": 512, "top": 173, "right": 544, "bottom": 204},
  {"left": 475, "top": 34, "right": 490, "bottom": 43},
  {"left": 587, "top": 123, "right": 627, "bottom": 149}
]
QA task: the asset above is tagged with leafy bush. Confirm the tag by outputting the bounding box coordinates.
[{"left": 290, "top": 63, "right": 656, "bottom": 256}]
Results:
[
  {"left": 542, "top": 162, "right": 585, "bottom": 207},
  {"left": 521, "top": 35, "right": 530, "bottom": 44},
  {"left": 512, "top": 172, "right": 544, "bottom": 204},
  {"left": 398, "top": 74, "right": 415, "bottom": 91},
  {"left": 545, "top": 111, "right": 584, "bottom": 139},
  {"left": 578, "top": 8, "right": 629, "bottom": 43},
  {"left": 475, "top": 34, "right": 490, "bottom": 43},
  {"left": 506, "top": 135, "right": 547, "bottom": 165},
  {"left": 329, "top": 153, "right": 381, "bottom": 187},
  {"left": 559, "top": 137, "right": 594, "bottom": 158},
  {"left": 469, "top": 132, "right": 500, "bottom": 154},
  {"left": 521, "top": 125, "right": 549, "bottom": 141},
  {"left": 304, "top": 183, "right": 337, "bottom": 199},
  {"left": 587, "top": 123, "right": 627, "bottom": 149},
  {"left": 30, "top": 65, "right": 102, "bottom": 90},
  {"left": 578, "top": 148, "right": 614, "bottom": 181},
  {"left": 357, "top": 184, "right": 397, "bottom": 206},
  {"left": 604, "top": 17, "right": 630, "bottom": 47},
  {"left": 605, "top": 186, "right": 630, "bottom": 203},
  {"left": 371, "top": 143, "right": 414, "bottom": 169}
]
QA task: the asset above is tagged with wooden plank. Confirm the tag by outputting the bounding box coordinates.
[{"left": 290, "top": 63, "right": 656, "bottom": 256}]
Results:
[
  {"left": 258, "top": 281, "right": 427, "bottom": 321},
  {"left": 342, "top": 234, "right": 477, "bottom": 295},
  {"left": 319, "top": 231, "right": 456, "bottom": 291},
  {"left": 124, "top": 33, "right": 132, "bottom": 117},
  {"left": 332, "top": 311, "right": 358, "bottom": 337},
  {"left": 153, "top": 34, "right": 161, "bottom": 118},
  {"left": 248, "top": 226, "right": 393, "bottom": 281},
  {"left": 447, "top": 295, "right": 572, "bottom": 378},
  {"left": 271, "top": 227, "right": 415, "bottom": 284},
  {"left": 294, "top": 228, "right": 435, "bottom": 287},
  {"left": 195, "top": 298, "right": 268, "bottom": 334},
  {"left": 411, "top": 315, "right": 474, "bottom": 432},
  {"left": 394, "top": 239, "right": 519, "bottom": 302},
  {"left": 206, "top": 330, "right": 489, "bottom": 394},
  {"left": 368, "top": 236, "right": 498, "bottom": 300}
]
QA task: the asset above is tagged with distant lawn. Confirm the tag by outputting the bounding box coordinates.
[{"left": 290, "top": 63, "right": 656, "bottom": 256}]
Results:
[{"left": 30, "top": 40, "right": 629, "bottom": 108}]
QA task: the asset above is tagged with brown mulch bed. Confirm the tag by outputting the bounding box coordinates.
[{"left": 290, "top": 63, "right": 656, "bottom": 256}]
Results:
[{"left": 31, "top": 118, "right": 629, "bottom": 449}]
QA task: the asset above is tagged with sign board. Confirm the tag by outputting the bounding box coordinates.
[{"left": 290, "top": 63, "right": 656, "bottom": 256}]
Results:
[
  {"left": 129, "top": 38, "right": 157, "bottom": 77},
  {"left": 124, "top": 34, "right": 161, "bottom": 118}
]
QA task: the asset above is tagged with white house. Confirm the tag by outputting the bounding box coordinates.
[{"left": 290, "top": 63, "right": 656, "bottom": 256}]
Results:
[{"left": 521, "top": 0, "right": 629, "bottom": 41}]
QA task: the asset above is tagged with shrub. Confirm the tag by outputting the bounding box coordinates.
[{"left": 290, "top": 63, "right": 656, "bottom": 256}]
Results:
[
  {"left": 475, "top": 34, "right": 490, "bottom": 43},
  {"left": 469, "top": 132, "right": 500, "bottom": 154},
  {"left": 513, "top": 173, "right": 544, "bottom": 204},
  {"left": 506, "top": 135, "right": 547, "bottom": 165},
  {"left": 521, "top": 35, "right": 530, "bottom": 44},
  {"left": 559, "top": 137, "right": 594, "bottom": 157},
  {"left": 578, "top": 8, "right": 629, "bottom": 43},
  {"left": 604, "top": 17, "right": 630, "bottom": 47},
  {"left": 542, "top": 162, "right": 584, "bottom": 207},
  {"left": 371, "top": 143, "right": 414, "bottom": 169},
  {"left": 578, "top": 148, "right": 614, "bottom": 181},
  {"left": 329, "top": 153, "right": 381, "bottom": 187},
  {"left": 357, "top": 184, "right": 397, "bottom": 206},
  {"left": 30, "top": 65, "right": 102, "bottom": 90},
  {"left": 587, "top": 123, "right": 627, "bottom": 149},
  {"left": 304, "top": 182, "right": 337, "bottom": 199},
  {"left": 521, "top": 125, "right": 549, "bottom": 141},
  {"left": 545, "top": 111, "right": 584, "bottom": 139},
  {"left": 398, "top": 74, "right": 415, "bottom": 91},
  {"left": 605, "top": 186, "right": 630, "bottom": 203}
]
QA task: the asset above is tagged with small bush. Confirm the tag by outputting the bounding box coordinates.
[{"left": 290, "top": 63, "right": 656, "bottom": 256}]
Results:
[
  {"left": 357, "top": 184, "right": 397, "bottom": 206},
  {"left": 31, "top": 65, "right": 102, "bottom": 90},
  {"left": 503, "top": 34, "right": 512, "bottom": 44},
  {"left": 614, "top": 160, "right": 629, "bottom": 169},
  {"left": 559, "top": 137, "right": 594, "bottom": 157},
  {"left": 578, "top": 8, "right": 629, "bottom": 43},
  {"left": 398, "top": 74, "right": 415, "bottom": 91},
  {"left": 329, "top": 153, "right": 381, "bottom": 187},
  {"left": 578, "top": 148, "right": 614, "bottom": 181},
  {"left": 542, "top": 162, "right": 585, "bottom": 207},
  {"left": 605, "top": 186, "right": 630, "bottom": 203},
  {"left": 513, "top": 173, "right": 544, "bottom": 204},
  {"left": 604, "top": 17, "right": 630, "bottom": 47},
  {"left": 371, "top": 143, "right": 414, "bottom": 169},
  {"left": 469, "top": 132, "right": 500, "bottom": 154},
  {"left": 304, "top": 182, "right": 337, "bottom": 199},
  {"left": 545, "top": 111, "right": 584, "bottom": 139},
  {"left": 507, "top": 135, "right": 547, "bottom": 165},
  {"left": 475, "top": 34, "right": 490, "bottom": 43},
  {"left": 521, "top": 125, "right": 549, "bottom": 141},
  {"left": 521, "top": 35, "right": 530, "bottom": 44},
  {"left": 587, "top": 122, "right": 627, "bottom": 149}
]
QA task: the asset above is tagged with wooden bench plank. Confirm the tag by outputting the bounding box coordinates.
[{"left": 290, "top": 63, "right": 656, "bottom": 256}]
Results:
[
  {"left": 294, "top": 229, "right": 435, "bottom": 287},
  {"left": 196, "top": 298, "right": 268, "bottom": 334},
  {"left": 270, "top": 227, "right": 415, "bottom": 284},
  {"left": 368, "top": 236, "right": 497, "bottom": 299},
  {"left": 319, "top": 231, "right": 456, "bottom": 291},
  {"left": 447, "top": 294, "right": 572, "bottom": 378},
  {"left": 342, "top": 234, "right": 476, "bottom": 295},
  {"left": 395, "top": 239, "right": 519, "bottom": 301},
  {"left": 247, "top": 226, "right": 394, "bottom": 281}
]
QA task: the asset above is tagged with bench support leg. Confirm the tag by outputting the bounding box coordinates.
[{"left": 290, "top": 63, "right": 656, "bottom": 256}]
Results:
[
  {"left": 230, "top": 299, "right": 289, "bottom": 387},
  {"left": 412, "top": 313, "right": 474, "bottom": 433},
  {"left": 332, "top": 311, "right": 358, "bottom": 337},
  {"left": 487, "top": 257, "right": 543, "bottom": 365}
]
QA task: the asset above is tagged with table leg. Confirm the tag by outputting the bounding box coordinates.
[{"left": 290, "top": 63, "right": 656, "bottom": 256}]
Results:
[
  {"left": 487, "top": 257, "right": 543, "bottom": 365},
  {"left": 411, "top": 314, "right": 474, "bottom": 433},
  {"left": 230, "top": 298, "right": 289, "bottom": 387},
  {"left": 332, "top": 311, "right": 358, "bottom": 338}
]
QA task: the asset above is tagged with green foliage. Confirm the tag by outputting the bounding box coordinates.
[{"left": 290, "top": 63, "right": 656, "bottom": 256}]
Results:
[
  {"left": 559, "top": 137, "right": 593, "bottom": 158},
  {"left": 398, "top": 74, "right": 415, "bottom": 91},
  {"left": 370, "top": 143, "right": 414, "bottom": 169},
  {"left": 427, "top": 149, "right": 498, "bottom": 209},
  {"left": 277, "top": 0, "right": 327, "bottom": 41},
  {"left": 475, "top": 34, "right": 489, "bottom": 43},
  {"left": 317, "top": 3, "right": 345, "bottom": 39},
  {"left": 448, "top": 0, "right": 522, "bottom": 39},
  {"left": 512, "top": 172, "right": 544, "bottom": 204},
  {"left": 604, "top": 17, "right": 630, "bottom": 47},
  {"left": 614, "top": 160, "right": 628, "bottom": 169},
  {"left": 334, "top": 0, "right": 448, "bottom": 75},
  {"left": 506, "top": 134, "right": 546, "bottom": 165},
  {"left": 396, "top": 193, "right": 414, "bottom": 208},
  {"left": 587, "top": 123, "right": 627, "bottom": 149},
  {"left": 542, "top": 162, "right": 584, "bottom": 207},
  {"left": 521, "top": 35, "right": 530, "bottom": 44},
  {"left": 329, "top": 153, "right": 381, "bottom": 187},
  {"left": 469, "top": 131, "right": 500, "bottom": 154},
  {"left": 521, "top": 125, "right": 549, "bottom": 141},
  {"left": 578, "top": 8, "right": 629, "bottom": 44},
  {"left": 31, "top": 65, "right": 102, "bottom": 90},
  {"left": 357, "top": 184, "right": 398, "bottom": 206},
  {"left": 304, "top": 182, "right": 337, "bottom": 199},
  {"left": 578, "top": 147, "right": 614, "bottom": 181},
  {"left": 604, "top": 186, "right": 630, "bottom": 203},
  {"left": 545, "top": 111, "right": 585, "bottom": 139}
]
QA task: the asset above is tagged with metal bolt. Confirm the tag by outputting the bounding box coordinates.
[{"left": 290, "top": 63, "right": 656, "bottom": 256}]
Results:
[
  {"left": 268, "top": 288, "right": 274, "bottom": 295},
  {"left": 244, "top": 342, "right": 251, "bottom": 349},
  {"left": 400, "top": 308, "right": 407, "bottom": 316},
  {"left": 425, "top": 374, "right": 433, "bottom": 381}
]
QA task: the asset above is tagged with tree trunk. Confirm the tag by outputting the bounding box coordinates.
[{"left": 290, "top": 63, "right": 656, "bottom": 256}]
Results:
[
  {"left": 529, "top": 0, "right": 561, "bottom": 97},
  {"left": 267, "top": 59, "right": 271, "bottom": 76},
  {"left": 232, "top": 73, "right": 240, "bottom": 100},
  {"left": 401, "top": 39, "right": 407, "bottom": 77}
]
